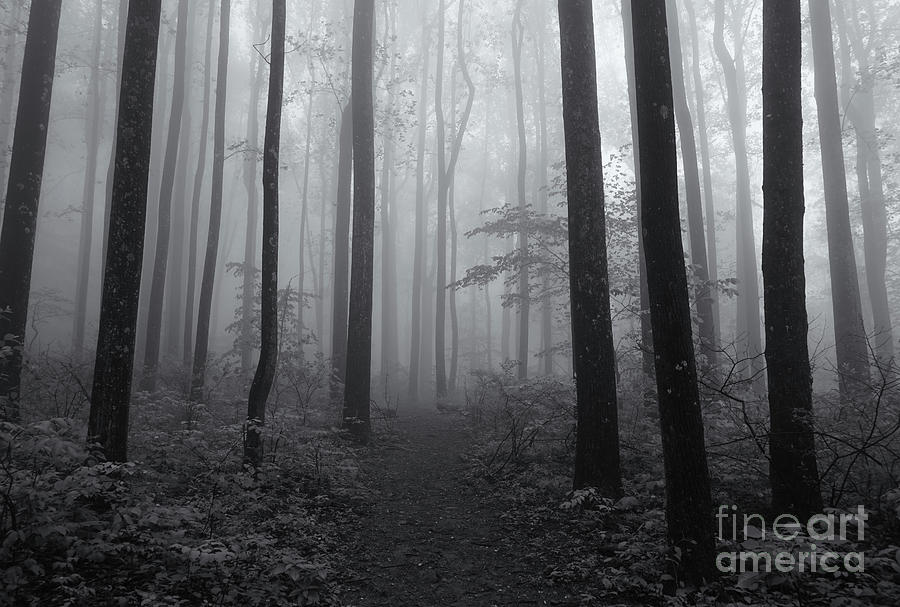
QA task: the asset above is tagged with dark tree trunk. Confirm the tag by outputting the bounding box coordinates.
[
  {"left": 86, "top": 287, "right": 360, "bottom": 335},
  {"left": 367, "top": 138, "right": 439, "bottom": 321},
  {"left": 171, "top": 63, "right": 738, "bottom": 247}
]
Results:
[
  {"left": 434, "top": 0, "right": 449, "bottom": 397},
  {"left": 762, "top": 0, "right": 822, "bottom": 520},
  {"left": 342, "top": 0, "right": 376, "bottom": 442},
  {"left": 713, "top": 0, "right": 763, "bottom": 390},
  {"left": 535, "top": 20, "right": 552, "bottom": 376},
  {"left": 73, "top": 0, "right": 105, "bottom": 360},
  {"left": 0, "top": 0, "right": 63, "bottom": 421},
  {"left": 665, "top": 0, "right": 716, "bottom": 368},
  {"left": 620, "top": 0, "right": 654, "bottom": 379},
  {"left": 184, "top": 0, "right": 216, "bottom": 375},
  {"left": 808, "top": 0, "right": 869, "bottom": 397},
  {"left": 407, "top": 20, "right": 430, "bottom": 402},
  {"left": 164, "top": 104, "right": 190, "bottom": 360},
  {"left": 244, "top": 0, "right": 284, "bottom": 467},
  {"left": 512, "top": 0, "right": 529, "bottom": 381},
  {"left": 141, "top": 0, "right": 189, "bottom": 392},
  {"left": 297, "top": 76, "right": 315, "bottom": 358},
  {"left": 630, "top": 0, "right": 715, "bottom": 587},
  {"left": 87, "top": 0, "right": 161, "bottom": 459},
  {"left": 331, "top": 99, "right": 352, "bottom": 396},
  {"left": 190, "top": 0, "right": 231, "bottom": 403},
  {"left": 558, "top": 0, "right": 622, "bottom": 496}
]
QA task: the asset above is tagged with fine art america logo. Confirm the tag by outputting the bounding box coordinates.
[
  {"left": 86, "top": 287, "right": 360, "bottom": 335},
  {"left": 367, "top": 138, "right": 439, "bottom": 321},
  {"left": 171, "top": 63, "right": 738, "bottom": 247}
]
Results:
[{"left": 715, "top": 505, "right": 868, "bottom": 574}]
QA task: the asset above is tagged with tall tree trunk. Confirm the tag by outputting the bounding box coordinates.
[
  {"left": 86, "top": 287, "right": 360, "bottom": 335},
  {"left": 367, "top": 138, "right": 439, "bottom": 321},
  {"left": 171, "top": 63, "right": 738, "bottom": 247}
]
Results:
[
  {"left": 683, "top": 0, "right": 720, "bottom": 353},
  {"left": 241, "top": 17, "right": 264, "bottom": 375},
  {"left": 665, "top": 0, "right": 716, "bottom": 368},
  {"left": 434, "top": 0, "right": 449, "bottom": 397},
  {"left": 0, "top": 0, "right": 63, "bottom": 421},
  {"left": 631, "top": 0, "right": 715, "bottom": 587},
  {"left": 713, "top": 0, "right": 763, "bottom": 390},
  {"left": 380, "top": 9, "right": 399, "bottom": 386},
  {"left": 297, "top": 74, "right": 315, "bottom": 359},
  {"left": 408, "top": 16, "right": 430, "bottom": 402},
  {"left": 808, "top": 0, "right": 869, "bottom": 397},
  {"left": 558, "top": 0, "right": 622, "bottom": 496},
  {"left": 762, "top": 0, "right": 822, "bottom": 519},
  {"left": 621, "top": 0, "right": 654, "bottom": 379},
  {"left": 244, "top": 0, "right": 284, "bottom": 467},
  {"left": 0, "top": 0, "right": 23, "bottom": 208},
  {"left": 331, "top": 99, "right": 352, "bottom": 395},
  {"left": 87, "top": 0, "right": 161, "bottom": 459},
  {"left": 535, "top": 20, "right": 552, "bottom": 376},
  {"left": 512, "top": 0, "right": 529, "bottom": 380},
  {"left": 164, "top": 104, "right": 191, "bottom": 360},
  {"left": 343, "top": 0, "right": 376, "bottom": 442},
  {"left": 184, "top": 0, "right": 215, "bottom": 375},
  {"left": 141, "top": 0, "right": 190, "bottom": 392},
  {"left": 190, "top": 0, "right": 231, "bottom": 403},
  {"left": 73, "top": 0, "right": 105, "bottom": 360},
  {"left": 835, "top": 0, "right": 894, "bottom": 367}
]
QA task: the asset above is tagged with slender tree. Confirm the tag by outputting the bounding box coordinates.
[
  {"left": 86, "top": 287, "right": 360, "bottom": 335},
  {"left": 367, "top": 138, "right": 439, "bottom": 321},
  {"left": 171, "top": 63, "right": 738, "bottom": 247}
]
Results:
[
  {"left": 184, "top": 0, "right": 216, "bottom": 374},
  {"left": 343, "top": 0, "right": 375, "bottom": 441},
  {"left": 141, "top": 0, "right": 190, "bottom": 392},
  {"left": 808, "top": 0, "right": 869, "bottom": 397},
  {"left": 512, "top": 0, "right": 529, "bottom": 380},
  {"left": 72, "top": 0, "right": 105, "bottom": 360},
  {"left": 631, "top": 0, "right": 715, "bottom": 586},
  {"left": 0, "top": 0, "right": 63, "bottom": 421},
  {"left": 665, "top": 0, "right": 716, "bottom": 368},
  {"left": 87, "top": 0, "right": 162, "bottom": 460},
  {"left": 408, "top": 13, "right": 430, "bottom": 402},
  {"left": 0, "top": 0, "right": 24, "bottom": 197},
  {"left": 331, "top": 99, "right": 352, "bottom": 395},
  {"left": 558, "top": 0, "right": 622, "bottom": 495},
  {"left": 244, "top": 0, "right": 284, "bottom": 467},
  {"left": 762, "top": 0, "right": 822, "bottom": 519},
  {"left": 190, "top": 0, "right": 231, "bottom": 403}
]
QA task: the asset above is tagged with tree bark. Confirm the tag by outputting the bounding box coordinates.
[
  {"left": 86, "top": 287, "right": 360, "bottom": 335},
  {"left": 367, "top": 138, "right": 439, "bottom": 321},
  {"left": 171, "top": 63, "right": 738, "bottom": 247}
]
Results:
[
  {"left": 331, "top": 99, "right": 352, "bottom": 396},
  {"left": 0, "top": 0, "right": 63, "bottom": 421},
  {"left": 762, "top": 0, "right": 822, "bottom": 519},
  {"left": 512, "top": 0, "right": 529, "bottom": 381},
  {"left": 343, "top": 0, "right": 376, "bottom": 442},
  {"left": 87, "top": 0, "right": 161, "bottom": 459},
  {"left": 244, "top": 0, "right": 284, "bottom": 467},
  {"left": 558, "top": 0, "right": 622, "bottom": 496},
  {"left": 141, "top": 0, "right": 190, "bottom": 392},
  {"left": 190, "top": 0, "right": 231, "bottom": 403},
  {"left": 631, "top": 0, "right": 715, "bottom": 587}
]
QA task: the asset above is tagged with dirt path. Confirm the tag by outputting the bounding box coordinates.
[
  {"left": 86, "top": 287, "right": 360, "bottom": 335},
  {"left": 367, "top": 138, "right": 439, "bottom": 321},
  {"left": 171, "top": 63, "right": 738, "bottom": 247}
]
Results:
[{"left": 338, "top": 408, "right": 581, "bottom": 607}]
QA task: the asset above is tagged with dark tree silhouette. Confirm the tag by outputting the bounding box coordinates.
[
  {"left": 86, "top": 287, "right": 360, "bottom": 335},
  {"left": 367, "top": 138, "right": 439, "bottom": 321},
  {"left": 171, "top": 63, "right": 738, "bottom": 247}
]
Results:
[
  {"left": 342, "top": 0, "right": 375, "bottom": 442},
  {"left": 630, "top": 0, "right": 715, "bottom": 587},
  {"left": 0, "top": 0, "right": 63, "bottom": 422},
  {"left": 557, "top": 0, "right": 622, "bottom": 496},
  {"left": 190, "top": 0, "right": 231, "bottom": 403},
  {"left": 762, "top": 0, "right": 822, "bottom": 520},
  {"left": 244, "top": 0, "right": 285, "bottom": 467},
  {"left": 87, "top": 0, "right": 162, "bottom": 461},
  {"left": 331, "top": 99, "right": 352, "bottom": 397}
]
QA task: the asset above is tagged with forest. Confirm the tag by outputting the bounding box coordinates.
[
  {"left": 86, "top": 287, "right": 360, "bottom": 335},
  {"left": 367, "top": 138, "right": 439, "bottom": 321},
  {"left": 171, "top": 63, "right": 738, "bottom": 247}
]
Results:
[{"left": 1, "top": 0, "right": 900, "bottom": 605}]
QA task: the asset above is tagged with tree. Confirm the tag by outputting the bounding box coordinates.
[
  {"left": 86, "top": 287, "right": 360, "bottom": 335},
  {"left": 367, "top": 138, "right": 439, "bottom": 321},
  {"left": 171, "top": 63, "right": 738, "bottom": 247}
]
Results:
[
  {"left": 665, "top": 0, "right": 716, "bottom": 367},
  {"left": 408, "top": 14, "right": 431, "bottom": 403},
  {"left": 808, "top": 0, "right": 869, "bottom": 397},
  {"left": 190, "top": 0, "right": 231, "bottom": 403},
  {"left": 762, "top": 0, "right": 822, "bottom": 520},
  {"left": 342, "top": 0, "right": 375, "bottom": 442},
  {"left": 331, "top": 99, "right": 352, "bottom": 396},
  {"left": 141, "top": 0, "right": 190, "bottom": 392},
  {"left": 244, "top": 0, "right": 284, "bottom": 467},
  {"left": 511, "top": 0, "right": 529, "bottom": 380},
  {"left": 72, "top": 0, "right": 105, "bottom": 360},
  {"left": 630, "top": 0, "right": 715, "bottom": 586},
  {"left": 184, "top": 0, "right": 216, "bottom": 374},
  {"left": 0, "top": 0, "right": 63, "bottom": 422},
  {"left": 557, "top": 0, "right": 622, "bottom": 495},
  {"left": 87, "top": 0, "right": 162, "bottom": 460},
  {"left": 713, "top": 0, "right": 763, "bottom": 389}
]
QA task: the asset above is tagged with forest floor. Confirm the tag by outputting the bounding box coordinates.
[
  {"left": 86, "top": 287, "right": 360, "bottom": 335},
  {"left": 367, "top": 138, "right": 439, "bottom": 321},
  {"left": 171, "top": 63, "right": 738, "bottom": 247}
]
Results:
[{"left": 335, "top": 408, "right": 647, "bottom": 607}]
